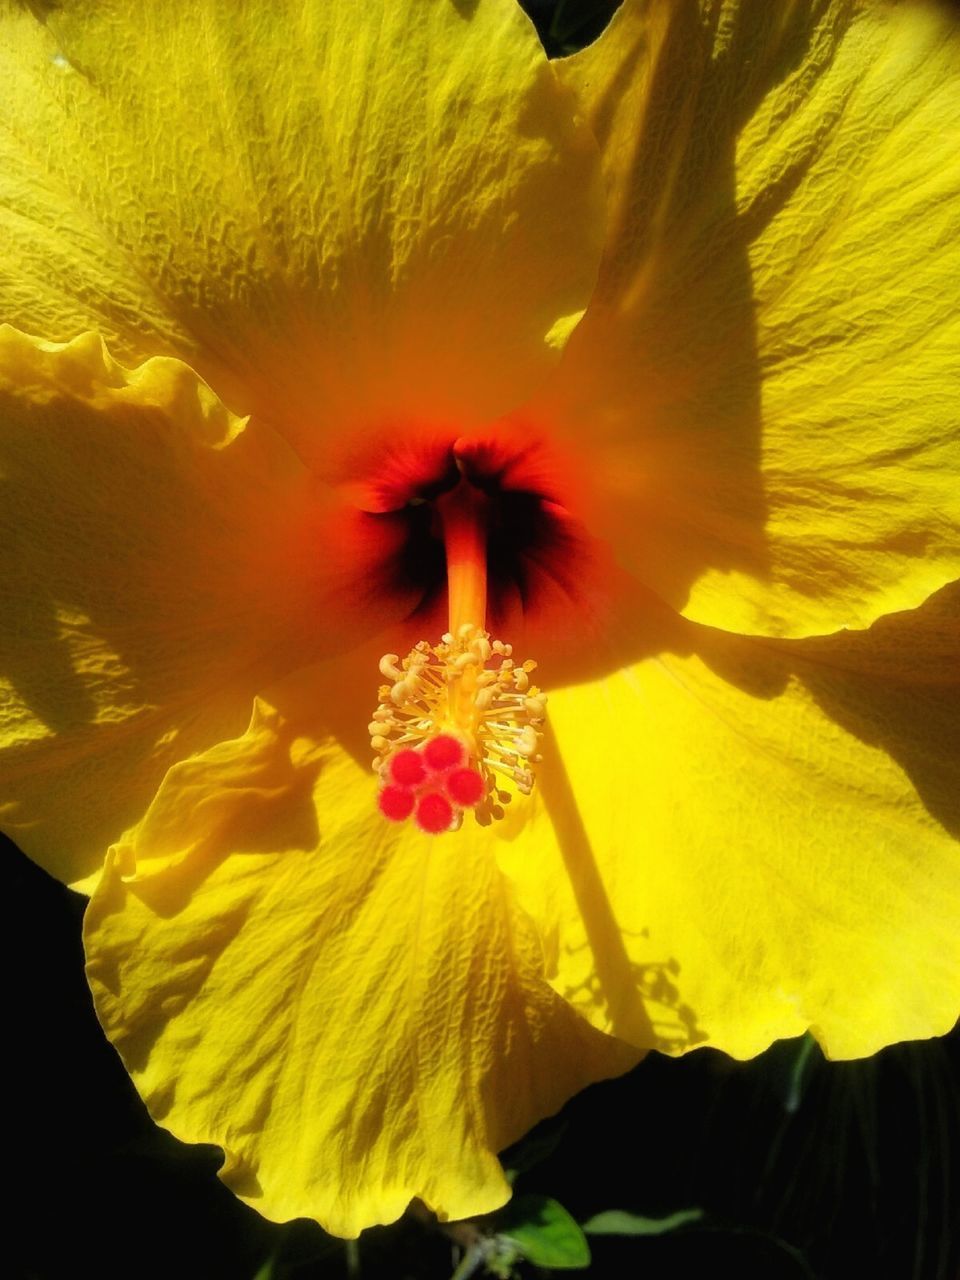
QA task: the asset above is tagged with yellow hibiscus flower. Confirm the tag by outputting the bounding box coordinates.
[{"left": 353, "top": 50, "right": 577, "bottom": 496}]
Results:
[{"left": 2, "top": 0, "right": 959, "bottom": 1239}]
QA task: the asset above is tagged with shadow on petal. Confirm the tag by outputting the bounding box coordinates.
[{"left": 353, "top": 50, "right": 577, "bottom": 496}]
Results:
[
  {"left": 787, "top": 581, "right": 960, "bottom": 840},
  {"left": 539, "top": 719, "right": 706, "bottom": 1053}
]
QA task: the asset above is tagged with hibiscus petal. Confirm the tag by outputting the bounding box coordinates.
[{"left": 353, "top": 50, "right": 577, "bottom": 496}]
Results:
[
  {"left": 500, "top": 585, "right": 960, "bottom": 1061},
  {"left": 0, "top": 0, "right": 603, "bottom": 459},
  {"left": 553, "top": 0, "right": 960, "bottom": 637},
  {"left": 0, "top": 326, "right": 334, "bottom": 884},
  {"left": 83, "top": 692, "right": 637, "bottom": 1236}
]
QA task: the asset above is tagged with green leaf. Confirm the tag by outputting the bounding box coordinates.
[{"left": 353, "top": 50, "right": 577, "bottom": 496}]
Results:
[
  {"left": 582, "top": 1209, "right": 704, "bottom": 1237},
  {"left": 494, "top": 1195, "right": 591, "bottom": 1270}
]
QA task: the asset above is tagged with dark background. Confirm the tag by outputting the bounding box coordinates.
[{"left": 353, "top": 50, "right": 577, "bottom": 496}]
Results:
[{"left": 5, "top": 2, "right": 959, "bottom": 1277}]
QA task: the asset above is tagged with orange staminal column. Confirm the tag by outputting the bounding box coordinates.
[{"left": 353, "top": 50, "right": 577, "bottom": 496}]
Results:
[
  {"left": 371, "top": 478, "right": 545, "bottom": 833},
  {"left": 437, "top": 478, "right": 488, "bottom": 636}
]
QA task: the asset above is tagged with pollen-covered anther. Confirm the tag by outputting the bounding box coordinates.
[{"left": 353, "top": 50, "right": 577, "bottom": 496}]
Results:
[{"left": 370, "top": 623, "right": 546, "bottom": 830}]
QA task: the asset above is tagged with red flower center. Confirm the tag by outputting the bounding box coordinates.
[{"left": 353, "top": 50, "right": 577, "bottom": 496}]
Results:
[{"left": 340, "top": 426, "right": 609, "bottom": 653}]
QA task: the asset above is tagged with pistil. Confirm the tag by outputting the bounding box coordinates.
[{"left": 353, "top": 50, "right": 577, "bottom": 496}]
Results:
[{"left": 370, "top": 476, "right": 546, "bottom": 833}]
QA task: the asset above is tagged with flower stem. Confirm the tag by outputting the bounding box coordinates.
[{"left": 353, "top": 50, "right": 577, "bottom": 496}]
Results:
[{"left": 448, "top": 1242, "right": 486, "bottom": 1280}]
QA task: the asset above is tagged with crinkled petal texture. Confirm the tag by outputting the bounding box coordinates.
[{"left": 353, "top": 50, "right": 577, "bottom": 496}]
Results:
[
  {"left": 0, "top": 326, "right": 340, "bottom": 885},
  {"left": 548, "top": 0, "right": 960, "bottom": 637},
  {"left": 84, "top": 689, "right": 637, "bottom": 1236},
  {"left": 500, "top": 584, "right": 960, "bottom": 1061},
  {"left": 82, "top": 589, "right": 960, "bottom": 1238},
  {"left": 0, "top": 0, "right": 603, "bottom": 464}
]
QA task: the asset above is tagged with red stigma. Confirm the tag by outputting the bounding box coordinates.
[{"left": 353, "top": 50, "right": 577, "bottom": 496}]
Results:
[
  {"left": 378, "top": 785, "right": 416, "bottom": 822},
  {"left": 445, "top": 767, "right": 485, "bottom": 807},
  {"left": 424, "top": 734, "right": 465, "bottom": 772},
  {"left": 376, "top": 736, "right": 490, "bottom": 833},
  {"left": 389, "top": 748, "right": 426, "bottom": 787},
  {"left": 416, "top": 792, "right": 454, "bottom": 834}
]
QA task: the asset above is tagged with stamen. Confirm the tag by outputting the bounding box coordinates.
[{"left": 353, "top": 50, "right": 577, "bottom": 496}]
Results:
[
  {"left": 370, "top": 624, "right": 546, "bottom": 832},
  {"left": 370, "top": 473, "right": 546, "bottom": 833}
]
